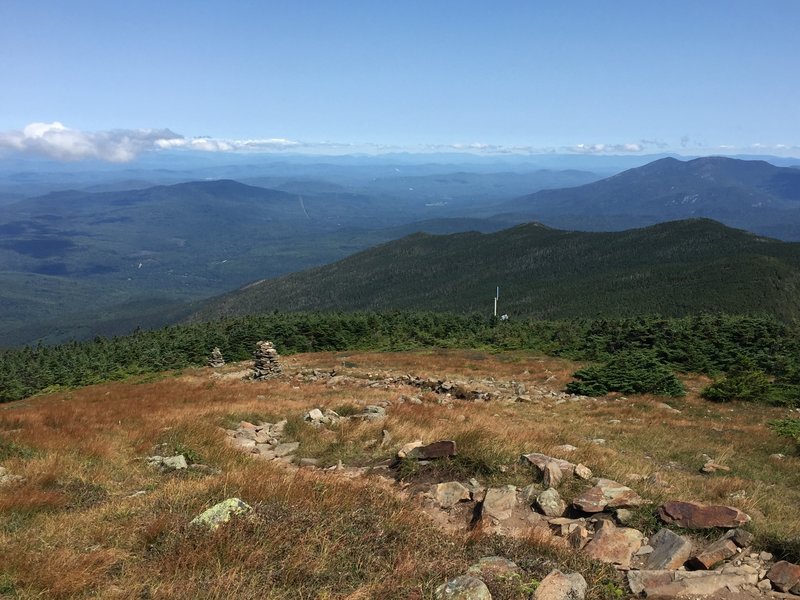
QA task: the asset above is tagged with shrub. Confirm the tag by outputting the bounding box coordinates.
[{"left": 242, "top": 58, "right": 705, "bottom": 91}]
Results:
[
  {"left": 702, "top": 369, "right": 773, "bottom": 403},
  {"left": 566, "top": 350, "right": 685, "bottom": 397}
]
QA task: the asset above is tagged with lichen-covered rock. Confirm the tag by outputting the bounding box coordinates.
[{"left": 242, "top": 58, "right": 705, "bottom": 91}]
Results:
[
  {"left": 435, "top": 575, "right": 492, "bottom": 599},
  {"left": 582, "top": 522, "right": 643, "bottom": 567},
  {"left": 190, "top": 498, "right": 252, "bottom": 530},
  {"left": 535, "top": 488, "right": 566, "bottom": 517}
]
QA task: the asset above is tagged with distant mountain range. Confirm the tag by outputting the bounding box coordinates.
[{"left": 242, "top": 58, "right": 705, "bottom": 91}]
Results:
[
  {"left": 4, "top": 155, "right": 800, "bottom": 346},
  {"left": 500, "top": 157, "right": 800, "bottom": 239},
  {"left": 193, "top": 219, "right": 800, "bottom": 322}
]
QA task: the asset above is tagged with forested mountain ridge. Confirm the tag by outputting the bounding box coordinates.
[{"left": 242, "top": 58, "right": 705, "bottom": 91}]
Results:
[
  {"left": 501, "top": 156, "right": 800, "bottom": 239},
  {"left": 193, "top": 219, "right": 800, "bottom": 322}
]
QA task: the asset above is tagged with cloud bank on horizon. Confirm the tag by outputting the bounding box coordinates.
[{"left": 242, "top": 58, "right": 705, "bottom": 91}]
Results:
[{"left": 0, "top": 122, "right": 797, "bottom": 163}]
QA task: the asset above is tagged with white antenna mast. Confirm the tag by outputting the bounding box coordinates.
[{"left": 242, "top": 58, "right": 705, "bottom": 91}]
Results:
[{"left": 493, "top": 286, "right": 499, "bottom": 317}]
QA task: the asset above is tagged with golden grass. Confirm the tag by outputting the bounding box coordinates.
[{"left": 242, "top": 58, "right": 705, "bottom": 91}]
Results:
[{"left": 0, "top": 350, "right": 797, "bottom": 598}]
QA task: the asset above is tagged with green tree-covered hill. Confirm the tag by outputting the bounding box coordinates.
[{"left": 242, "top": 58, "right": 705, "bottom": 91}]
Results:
[{"left": 193, "top": 219, "right": 800, "bottom": 321}]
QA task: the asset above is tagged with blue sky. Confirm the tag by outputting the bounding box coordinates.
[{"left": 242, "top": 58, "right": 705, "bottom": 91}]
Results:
[{"left": 1, "top": 0, "right": 799, "bottom": 161}]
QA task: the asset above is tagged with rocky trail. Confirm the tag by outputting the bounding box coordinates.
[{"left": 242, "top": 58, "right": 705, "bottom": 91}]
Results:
[{"left": 167, "top": 346, "right": 800, "bottom": 599}]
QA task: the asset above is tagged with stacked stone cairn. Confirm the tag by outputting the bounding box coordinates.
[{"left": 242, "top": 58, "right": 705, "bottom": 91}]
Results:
[
  {"left": 207, "top": 347, "right": 225, "bottom": 368},
  {"left": 251, "top": 340, "right": 282, "bottom": 379}
]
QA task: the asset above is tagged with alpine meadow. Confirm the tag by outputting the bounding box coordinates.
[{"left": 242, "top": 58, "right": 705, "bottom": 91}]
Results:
[{"left": 2, "top": 2, "right": 800, "bottom": 600}]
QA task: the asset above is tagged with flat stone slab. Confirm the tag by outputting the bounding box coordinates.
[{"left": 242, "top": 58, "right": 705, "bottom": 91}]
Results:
[
  {"left": 572, "top": 479, "right": 643, "bottom": 513},
  {"left": 658, "top": 501, "right": 750, "bottom": 529},
  {"left": 628, "top": 569, "right": 758, "bottom": 597},
  {"left": 646, "top": 528, "right": 693, "bottom": 570}
]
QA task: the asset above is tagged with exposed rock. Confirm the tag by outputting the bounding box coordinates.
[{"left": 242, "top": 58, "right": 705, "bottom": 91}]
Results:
[
  {"left": 543, "top": 460, "right": 563, "bottom": 488},
  {"left": 627, "top": 569, "right": 757, "bottom": 598},
  {"left": 380, "top": 429, "right": 392, "bottom": 448},
  {"left": 207, "top": 347, "right": 225, "bottom": 368},
  {"left": 521, "top": 483, "right": 540, "bottom": 504},
  {"left": 658, "top": 501, "right": 750, "bottom": 529},
  {"left": 147, "top": 454, "right": 188, "bottom": 471},
  {"left": 614, "top": 508, "right": 633, "bottom": 526},
  {"left": 397, "top": 441, "right": 424, "bottom": 458},
  {"left": 435, "top": 575, "right": 492, "bottom": 600},
  {"left": 700, "top": 461, "right": 730, "bottom": 474},
  {"left": 534, "top": 570, "right": 587, "bottom": 600},
  {"left": 481, "top": 485, "right": 518, "bottom": 522},
  {"left": 724, "top": 528, "right": 754, "bottom": 548},
  {"left": 535, "top": 488, "right": 566, "bottom": 518},
  {"left": 582, "top": 522, "right": 642, "bottom": 567},
  {"left": 190, "top": 498, "right": 252, "bottom": 530},
  {"left": 467, "top": 556, "right": 521, "bottom": 578},
  {"left": 273, "top": 442, "right": 299, "bottom": 457},
  {"left": 250, "top": 340, "right": 282, "bottom": 379},
  {"left": 0, "top": 466, "right": 24, "bottom": 486},
  {"left": 572, "top": 479, "right": 643, "bottom": 513},
  {"left": 408, "top": 440, "right": 457, "bottom": 460},
  {"left": 554, "top": 444, "right": 578, "bottom": 453},
  {"left": 434, "top": 482, "right": 472, "bottom": 509},
  {"left": 567, "top": 525, "right": 591, "bottom": 550},
  {"left": 766, "top": 561, "right": 800, "bottom": 593},
  {"left": 686, "top": 538, "right": 738, "bottom": 570},
  {"left": 520, "top": 453, "right": 575, "bottom": 478},
  {"left": 574, "top": 464, "right": 592, "bottom": 480},
  {"left": 645, "top": 528, "right": 693, "bottom": 570}
]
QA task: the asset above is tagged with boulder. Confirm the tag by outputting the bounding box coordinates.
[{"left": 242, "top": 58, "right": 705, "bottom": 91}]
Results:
[
  {"left": 534, "top": 570, "right": 587, "bottom": 600},
  {"left": 434, "top": 482, "right": 472, "bottom": 509},
  {"left": 574, "top": 464, "right": 592, "bottom": 480},
  {"left": 435, "top": 575, "right": 492, "bottom": 600},
  {"left": 582, "top": 522, "right": 642, "bottom": 567},
  {"left": 147, "top": 454, "right": 188, "bottom": 471},
  {"left": 408, "top": 440, "right": 457, "bottom": 460},
  {"left": 687, "top": 538, "right": 738, "bottom": 570},
  {"left": 658, "top": 501, "right": 750, "bottom": 529},
  {"left": 645, "top": 528, "right": 693, "bottom": 570},
  {"left": 190, "top": 498, "right": 252, "bottom": 530},
  {"left": 766, "top": 561, "right": 800, "bottom": 593},
  {"left": 481, "top": 485, "right": 518, "bottom": 522},
  {"left": 572, "top": 479, "right": 643, "bottom": 513},
  {"left": 535, "top": 488, "right": 566, "bottom": 518}
]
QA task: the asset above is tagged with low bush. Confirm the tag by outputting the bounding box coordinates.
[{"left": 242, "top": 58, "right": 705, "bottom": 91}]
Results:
[{"left": 566, "top": 350, "right": 685, "bottom": 397}]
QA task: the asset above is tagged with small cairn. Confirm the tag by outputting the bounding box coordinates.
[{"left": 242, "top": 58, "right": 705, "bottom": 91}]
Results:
[
  {"left": 251, "top": 340, "right": 282, "bottom": 379},
  {"left": 208, "top": 347, "right": 225, "bottom": 368}
]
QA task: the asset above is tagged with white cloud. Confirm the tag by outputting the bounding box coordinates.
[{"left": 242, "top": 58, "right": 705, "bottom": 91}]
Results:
[{"left": 0, "top": 122, "right": 184, "bottom": 162}]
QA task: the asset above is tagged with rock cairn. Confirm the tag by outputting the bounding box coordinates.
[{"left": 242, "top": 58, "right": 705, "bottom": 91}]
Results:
[
  {"left": 208, "top": 347, "right": 225, "bottom": 368},
  {"left": 251, "top": 341, "right": 282, "bottom": 379}
]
